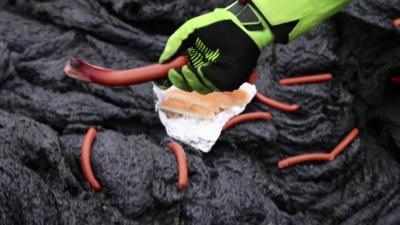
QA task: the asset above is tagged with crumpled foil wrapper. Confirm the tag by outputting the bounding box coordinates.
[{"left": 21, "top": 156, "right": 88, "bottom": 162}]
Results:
[{"left": 153, "top": 83, "right": 257, "bottom": 152}]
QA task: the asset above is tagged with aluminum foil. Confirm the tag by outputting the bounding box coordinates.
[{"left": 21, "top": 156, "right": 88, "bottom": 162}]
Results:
[{"left": 153, "top": 83, "right": 257, "bottom": 152}]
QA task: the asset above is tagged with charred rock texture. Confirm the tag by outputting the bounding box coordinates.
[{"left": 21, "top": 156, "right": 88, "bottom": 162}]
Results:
[{"left": 1, "top": 0, "right": 400, "bottom": 224}]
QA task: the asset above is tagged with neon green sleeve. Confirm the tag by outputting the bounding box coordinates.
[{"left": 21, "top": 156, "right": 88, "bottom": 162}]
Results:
[{"left": 251, "top": 0, "right": 352, "bottom": 42}]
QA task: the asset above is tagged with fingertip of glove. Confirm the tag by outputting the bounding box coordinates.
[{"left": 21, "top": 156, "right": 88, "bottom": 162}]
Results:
[
  {"left": 181, "top": 65, "right": 192, "bottom": 74},
  {"left": 168, "top": 68, "right": 178, "bottom": 76},
  {"left": 158, "top": 53, "right": 170, "bottom": 64},
  {"left": 158, "top": 58, "right": 166, "bottom": 64}
]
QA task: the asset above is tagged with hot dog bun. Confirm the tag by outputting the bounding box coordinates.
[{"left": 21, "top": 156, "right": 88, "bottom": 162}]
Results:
[
  {"left": 160, "top": 98, "right": 215, "bottom": 119},
  {"left": 160, "top": 89, "right": 250, "bottom": 119}
]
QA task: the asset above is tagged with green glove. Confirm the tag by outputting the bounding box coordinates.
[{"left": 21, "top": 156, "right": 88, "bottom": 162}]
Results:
[{"left": 156, "top": 0, "right": 352, "bottom": 94}]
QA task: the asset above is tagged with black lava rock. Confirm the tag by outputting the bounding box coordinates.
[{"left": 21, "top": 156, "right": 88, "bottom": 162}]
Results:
[{"left": 0, "top": 0, "right": 399, "bottom": 224}]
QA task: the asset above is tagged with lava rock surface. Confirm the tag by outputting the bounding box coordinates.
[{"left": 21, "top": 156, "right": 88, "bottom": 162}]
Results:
[{"left": 1, "top": 0, "right": 400, "bottom": 224}]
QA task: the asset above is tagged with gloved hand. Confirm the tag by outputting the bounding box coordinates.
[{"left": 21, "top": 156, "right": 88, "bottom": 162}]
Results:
[
  {"left": 156, "top": 0, "right": 352, "bottom": 94},
  {"left": 155, "top": 1, "right": 272, "bottom": 94}
]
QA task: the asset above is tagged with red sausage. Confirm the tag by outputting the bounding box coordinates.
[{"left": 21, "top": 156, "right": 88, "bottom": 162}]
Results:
[
  {"left": 392, "top": 76, "right": 400, "bottom": 84},
  {"left": 223, "top": 112, "right": 272, "bottom": 131},
  {"left": 278, "top": 153, "right": 331, "bottom": 169},
  {"left": 279, "top": 73, "right": 333, "bottom": 86},
  {"left": 246, "top": 70, "right": 299, "bottom": 112},
  {"left": 277, "top": 128, "right": 360, "bottom": 169},
  {"left": 80, "top": 128, "right": 101, "bottom": 192},
  {"left": 330, "top": 128, "right": 360, "bottom": 157},
  {"left": 65, "top": 56, "right": 188, "bottom": 86},
  {"left": 255, "top": 92, "right": 300, "bottom": 112},
  {"left": 167, "top": 141, "right": 188, "bottom": 189},
  {"left": 393, "top": 18, "right": 400, "bottom": 27},
  {"left": 247, "top": 70, "right": 259, "bottom": 85}
]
